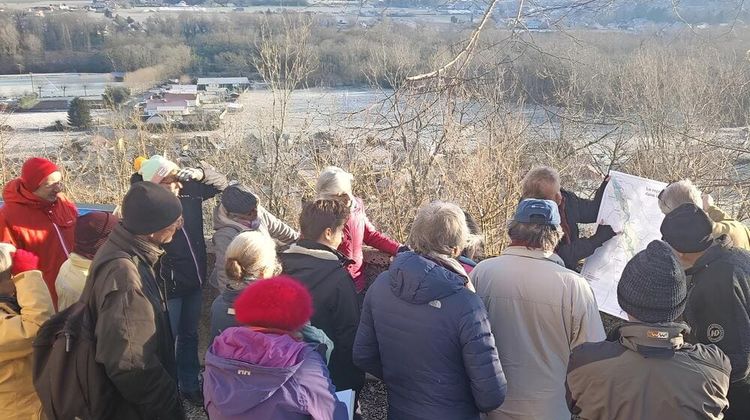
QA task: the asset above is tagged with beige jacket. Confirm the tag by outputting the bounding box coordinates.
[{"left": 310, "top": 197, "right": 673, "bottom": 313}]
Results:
[
  {"left": 471, "top": 247, "right": 605, "bottom": 420},
  {"left": 55, "top": 252, "right": 92, "bottom": 311},
  {"left": 0, "top": 270, "right": 55, "bottom": 420},
  {"left": 706, "top": 204, "right": 750, "bottom": 250}
]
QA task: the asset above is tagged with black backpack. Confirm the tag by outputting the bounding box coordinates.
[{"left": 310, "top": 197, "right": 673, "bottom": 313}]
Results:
[{"left": 32, "top": 252, "right": 131, "bottom": 419}]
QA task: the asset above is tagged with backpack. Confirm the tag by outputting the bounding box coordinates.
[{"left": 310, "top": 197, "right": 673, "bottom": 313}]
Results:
[{"left": 32, "top": 252, "right": 132, "bottom": 419}]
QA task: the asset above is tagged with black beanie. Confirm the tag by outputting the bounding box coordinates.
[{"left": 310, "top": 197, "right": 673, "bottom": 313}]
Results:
[
  {"left": 617, "top": 240, "right": 687, "bottom": 323},
  {"left": 660, "top": 203, "right": 713, "bottom": 253},
  {"left": 221, "top": 184, "right": 258, "bottom": 214},
  {"left": 122, "top": 182, "right": 183, "bottom": 235}
]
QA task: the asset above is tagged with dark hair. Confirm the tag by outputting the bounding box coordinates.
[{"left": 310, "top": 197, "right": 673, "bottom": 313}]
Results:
[{"left": 299, "top": 199, "right": 350, "bottom": 240}]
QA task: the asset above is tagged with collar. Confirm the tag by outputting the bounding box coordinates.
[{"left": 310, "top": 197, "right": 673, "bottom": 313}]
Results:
[
  {"left": 685, "top": 235, "right": 731, "bottom": 276},
  {"left": 69, "top": 252, "right": 93, "bottom": 270},
  {"left": 284, "top": 240, "right": 352, "bottom": 264},
  {"left": 617, "top": 322, "right": 689, "bottom": 353},
  {"left": 501, "top": 246, "right": 566, "bottom": 267},
  {"left": 109, "top": 224, "right": 164, "bottom": 266}
]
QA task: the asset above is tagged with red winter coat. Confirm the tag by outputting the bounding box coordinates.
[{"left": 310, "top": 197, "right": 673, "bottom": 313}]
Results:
[
  {"left": 338, "top": 198, "right": 399, "bottom": 292},
  {"left": 0, "top": 179, "right": 77, "bottom": 309}
]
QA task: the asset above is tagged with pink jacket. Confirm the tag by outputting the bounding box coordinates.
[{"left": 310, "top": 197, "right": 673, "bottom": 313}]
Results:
[{"left": 338, "top": 198, "right": 399, "bottom": 292}]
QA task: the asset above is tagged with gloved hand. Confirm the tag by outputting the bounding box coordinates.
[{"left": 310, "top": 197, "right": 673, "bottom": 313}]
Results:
[
  {"left": 593, "top": 224, "right": 616, "bottom": 243},
  {"left": 11, "top": 249, "right": 39, "bottom": 276},
  {"left": 176, "top": 167, "right": 204, "bottom": 183}
]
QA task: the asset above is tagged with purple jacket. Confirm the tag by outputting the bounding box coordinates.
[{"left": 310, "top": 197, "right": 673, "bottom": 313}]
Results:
[{"left": 203, "top": 327, "right": 348, "bottom": 420}]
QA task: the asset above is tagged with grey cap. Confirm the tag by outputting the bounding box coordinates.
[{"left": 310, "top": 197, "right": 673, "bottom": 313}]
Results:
[{"left": 221, "top": 184, "right": 258, "bottom": 214}]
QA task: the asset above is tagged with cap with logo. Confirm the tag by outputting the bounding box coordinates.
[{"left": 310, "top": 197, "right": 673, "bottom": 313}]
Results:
[{"left": 514, "top": 199, "right": 561, "bottom": 226}]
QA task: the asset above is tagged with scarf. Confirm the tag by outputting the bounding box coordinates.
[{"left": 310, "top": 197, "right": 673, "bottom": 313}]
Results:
[{"left": 424, "top": 251, "right": 475, "bottom": 292}]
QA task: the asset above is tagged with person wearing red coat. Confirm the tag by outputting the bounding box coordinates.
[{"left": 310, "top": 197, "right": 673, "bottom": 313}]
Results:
[
  {"left": 0, "top": 157, "right": 78, "bottom": 309},
  {"left": 316, "top": 166, "right": 401, "bottom": 293}
]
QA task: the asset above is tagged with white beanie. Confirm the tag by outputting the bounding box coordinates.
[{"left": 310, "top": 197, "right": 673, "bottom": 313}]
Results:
[
  {"left": 316, "top": 166, "right": 354, "bottom": 200},
  {"left": 0, "top": 243, "right": 16, "bottom": 273},
  {"left": 139, "top": 155, "right": 179, "bottom": 184}
]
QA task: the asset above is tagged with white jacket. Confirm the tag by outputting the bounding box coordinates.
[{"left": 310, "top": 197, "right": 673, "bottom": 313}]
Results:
[{"left": 471, "top": 246, "right": 605, "bottom": 420}]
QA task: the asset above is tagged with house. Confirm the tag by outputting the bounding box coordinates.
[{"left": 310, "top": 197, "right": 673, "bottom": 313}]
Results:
[
  {"left": 166, "top": 84, "right": 198, "bottom": 95},
  {"left": 197, "top": 77, "right": 250, "bottom": 92},
  {"left": 144, "top": 98, "right": 190, "bottom": 117},
  {"left": 163, "top": 92, "right": 199, "bottom": 107}
]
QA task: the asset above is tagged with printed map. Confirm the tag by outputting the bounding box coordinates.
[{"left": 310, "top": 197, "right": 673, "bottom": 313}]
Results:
[{"left": 581, "top": 171, "right": 667, "bottom": 319}]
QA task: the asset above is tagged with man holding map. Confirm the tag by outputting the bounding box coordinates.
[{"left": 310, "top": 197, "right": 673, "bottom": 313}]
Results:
[{"left": 521, "top": 166, "right": 616, "bottom": 270}]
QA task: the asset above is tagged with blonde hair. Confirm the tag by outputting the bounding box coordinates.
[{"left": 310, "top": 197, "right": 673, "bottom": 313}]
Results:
[
  {"left": 316, "top": 166, "right": 354, "bottom": 200},
  {"left": 224, "top": 231, "right": 279, "bottom": 281}
]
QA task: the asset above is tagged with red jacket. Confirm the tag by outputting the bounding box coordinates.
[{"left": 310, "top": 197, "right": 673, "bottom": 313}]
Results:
[
  {"left": 338, "top": 198, "right": 399, "bottom": 292},
  {"left": 0, "top": 179, "right": 77, "bottom": 309}
]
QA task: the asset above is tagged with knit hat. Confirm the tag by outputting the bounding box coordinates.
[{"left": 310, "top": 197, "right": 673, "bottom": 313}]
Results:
[
  {"left": 234, "top": 275, "right": 313, "bottom": 332},
  {"left": 221, "top": 184, "right": 258, "bottom": 215},
  {"left": 138, "top": 155, "right": 179, "bottom": 184},
  {"left": 617, "top": 240, "right": 687, "bottom": 323},
  {"left": 660, "top": 203, "right": 714, "bottom": 253},
  {"left": 74, "top": 211, "right": 119, "bottom": 259},
  {"left": 21, "top": 157, "right": 59, "bottom": 191},
  {"left": 0, "top": 243, "right": 16, "bottom": 274},
  {"left": 121, "top": 182, "right": 182, "bottom": 235}
]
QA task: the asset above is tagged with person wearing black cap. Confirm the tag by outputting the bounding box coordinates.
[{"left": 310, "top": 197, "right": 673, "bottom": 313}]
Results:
[
  {"left": 661, "top": 203, "right": 750, "bottom": 420},
  {"left": 210, "top": 182, "right": 299, "bottom": 292},
  {"left": 471, "top": 199, "right": 605, "bottom": 420},
  {"left": 566, "top": 240, "right": 731, "bottom": 420},
  {"left": 86, "top": 182, "right": 186, "bottom": 420}
]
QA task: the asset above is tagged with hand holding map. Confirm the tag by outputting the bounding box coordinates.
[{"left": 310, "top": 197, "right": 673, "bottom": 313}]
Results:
[{"left": 581, "top": 171, "right": 667, "bottom": 319}]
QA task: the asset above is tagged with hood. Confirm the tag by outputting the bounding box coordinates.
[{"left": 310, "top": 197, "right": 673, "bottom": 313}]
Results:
[
  {"left": 388, "top": 251, "right": 465, "bottom": 304},
  {"left": 205, "top": 327, "right": 310, "bottom": 414},
  {"left": 3, "top": 178, "right": 77, "bottom": 227},
  {"left": 281, "top": 240, "right": 351, "bottom": 290}
]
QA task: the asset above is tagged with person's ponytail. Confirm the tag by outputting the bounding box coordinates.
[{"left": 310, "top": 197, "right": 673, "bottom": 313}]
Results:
[{"left": 225, "top": 258, "right": 243, "bottom": 281}]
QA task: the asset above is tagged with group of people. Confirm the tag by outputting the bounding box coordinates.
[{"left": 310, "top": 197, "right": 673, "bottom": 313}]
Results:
[{"left": 0, "top": 156, "right": 748, "bottom": 420}]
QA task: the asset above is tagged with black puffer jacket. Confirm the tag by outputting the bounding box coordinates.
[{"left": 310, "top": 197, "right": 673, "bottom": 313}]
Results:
[
  {"left": 557, "top": 180, "right": 615, "bottom": 270},
  {"left": 130, "top": 165, "right": 228, "bottom": 298},
  {"left": 278, "top": 240, "right": 364, "bottom": 392}
]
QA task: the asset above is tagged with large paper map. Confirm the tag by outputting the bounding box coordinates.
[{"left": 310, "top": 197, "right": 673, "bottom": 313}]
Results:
[{"left": 581, "top": 171, "right": 667, "bottom": 319}]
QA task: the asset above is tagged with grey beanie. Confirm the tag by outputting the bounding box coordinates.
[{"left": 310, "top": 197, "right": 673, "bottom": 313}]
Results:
[
  {"left": 617, "top": 240, "right": 687, "bottom": 323},
  {"left": 221, "top": 184, "right": 258, "bottom": 215}
]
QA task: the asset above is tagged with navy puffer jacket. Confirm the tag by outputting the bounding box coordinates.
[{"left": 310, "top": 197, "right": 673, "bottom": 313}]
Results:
[{"left": 354, "top": 251, "right": 506, "bottom": 420}]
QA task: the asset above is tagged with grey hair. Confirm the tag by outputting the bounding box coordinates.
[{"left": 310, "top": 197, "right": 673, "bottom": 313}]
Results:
[
  {"left": 507, "top": 220, "right": 564, "bottom": 251},
  {"left": 522, "top": 166, "right": 561, "bottom": 199},
  {"left": 408, "top": 201, "right": 469, "bottom": 256},
  {"left": 0, "top": 243, "right": 15, "bottom": 275},
  {"left": 316, "top": 166, "right": 354, "bottom": 200},
  {"left": 658, "top": 179, "right": 702, "bottom": 214}
]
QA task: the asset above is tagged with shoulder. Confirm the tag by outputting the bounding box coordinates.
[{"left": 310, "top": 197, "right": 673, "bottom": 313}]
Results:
[
  {"left": 92, "top": 256, "right": 142, "bottom": 293},
  {"left": 568, "top": 340, "right": 627, "bottom": 373},
  {"left": 682, "top": 343, "right": 732, "bottom": 375}
]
